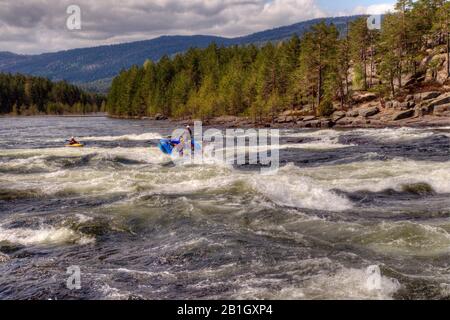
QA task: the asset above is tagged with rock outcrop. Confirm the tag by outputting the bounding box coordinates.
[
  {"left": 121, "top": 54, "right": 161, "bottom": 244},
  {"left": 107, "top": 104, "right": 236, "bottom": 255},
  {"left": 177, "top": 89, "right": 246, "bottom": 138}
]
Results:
[
  {"left": 352, "top": 92, "right": 377, "bottom": 104},
  {"left": 427, "top": 92, "right": 450, "bottom": 109},
  {"left": 393, "top": 109, "right": 415, "bottom": 121},
  {"left": 359, "top": 106, "right": 380, "bottom": 118},
  {"left": 331, "top": 111, "right": 346, "bottom": 122},
  {"left": 434, "top": 103, "right": 450, "bottom": 116}
]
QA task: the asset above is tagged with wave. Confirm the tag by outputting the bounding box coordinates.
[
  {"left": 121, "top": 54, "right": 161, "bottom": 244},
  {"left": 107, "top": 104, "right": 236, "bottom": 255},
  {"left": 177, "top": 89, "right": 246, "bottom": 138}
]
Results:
[
  {"left": 294, "top": 158, "right": 450, "bottom": 194},
  {"left": 0, "top": 147, "right": 168, "bottom": 174},
  {"left": 353, "top": 127, "right": 435, "bottom": 142},
  {"left": 357, "top": 222, "right": 450, "bottom": 256},
  {"left": 0, "top": 225, "right": 94, "bottom": 246},
  {"left": 232, "top": 259, "right": 400, "bottom": 300},
  {"left": 283, "top": 127, "right": 439, "bottom": 145},
  {"left": 249, "top": 174, "right": 353, "bottom": 211},
  {"left": 282, "top": 129, "right": 355, "bottom": 149},
  {"left": 81, "top": 132, "right": 162, "bottom": 141}
]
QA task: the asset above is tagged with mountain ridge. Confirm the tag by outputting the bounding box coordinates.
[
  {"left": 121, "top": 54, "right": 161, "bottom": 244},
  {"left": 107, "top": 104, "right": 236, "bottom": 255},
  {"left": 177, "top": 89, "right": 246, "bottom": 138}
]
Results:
[{"left": 0, "top": 15, "right": 363, "bottom": 90}]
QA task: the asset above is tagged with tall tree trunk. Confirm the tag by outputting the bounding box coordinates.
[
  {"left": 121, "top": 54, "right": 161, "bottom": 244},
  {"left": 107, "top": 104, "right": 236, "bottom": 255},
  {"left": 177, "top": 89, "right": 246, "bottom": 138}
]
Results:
[
  {"left": 390, "top": 73, "right": 395, "bottom": 98},
  {"left": 317, "top": 67, "right": 322, "bottom": 108},
  {"left": 363, "top": 52, "right": 368, "bottom": 90}
]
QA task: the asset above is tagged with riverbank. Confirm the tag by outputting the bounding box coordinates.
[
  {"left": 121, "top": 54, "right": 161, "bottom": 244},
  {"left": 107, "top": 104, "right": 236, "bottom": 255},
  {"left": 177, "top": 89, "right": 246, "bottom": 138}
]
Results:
[{"left": 171, "top": 90, "right": 450, "bottom": 129}]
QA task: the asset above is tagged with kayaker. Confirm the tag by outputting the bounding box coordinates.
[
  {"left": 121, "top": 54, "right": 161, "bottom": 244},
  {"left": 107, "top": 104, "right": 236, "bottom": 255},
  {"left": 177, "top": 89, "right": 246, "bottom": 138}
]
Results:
[{"left": 68, "top": 136, "right": 79, "bottom": 145}]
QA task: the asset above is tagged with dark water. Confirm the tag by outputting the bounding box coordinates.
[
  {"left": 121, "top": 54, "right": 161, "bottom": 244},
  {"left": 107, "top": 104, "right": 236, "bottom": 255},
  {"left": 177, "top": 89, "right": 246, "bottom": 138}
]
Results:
[{"left": 1, "top": 116, "right": 450, "bottom": 300}]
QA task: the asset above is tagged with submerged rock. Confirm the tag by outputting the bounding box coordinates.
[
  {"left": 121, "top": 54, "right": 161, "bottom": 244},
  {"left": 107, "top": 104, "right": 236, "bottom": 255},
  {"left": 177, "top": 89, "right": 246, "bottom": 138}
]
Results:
[{"left": 401, "top": 183, "right": 436, "bottom": 196}]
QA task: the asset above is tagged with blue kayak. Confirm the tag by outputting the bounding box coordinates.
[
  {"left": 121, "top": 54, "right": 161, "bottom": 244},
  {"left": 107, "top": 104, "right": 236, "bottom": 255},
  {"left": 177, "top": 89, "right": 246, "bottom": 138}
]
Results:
[{"left": 158, "top": 139, "right": 201, "bottom": 155}]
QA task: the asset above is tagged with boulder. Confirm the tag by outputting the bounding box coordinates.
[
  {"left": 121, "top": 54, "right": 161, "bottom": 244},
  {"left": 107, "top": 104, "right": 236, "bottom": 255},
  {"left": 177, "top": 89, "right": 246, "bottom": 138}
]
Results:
[
  {"left": 434, "top": 103, "right": 450, "bottom": 116},
  {"left": 346, "top": 110, "right": 359, "bottom": 118},
  {"left": 392, "top": 101, "right": 401, "bottom": 110},
  {"left": 405, "top": 95, "right": 415, "bottom": 102},
  {"left": 303, "top": 115, "right": 317, "bottom": 122},
  {"left": 414, "top": 103, "right": 434, "bottom": 117},
  {"left": 352, "top": 92, "right": 377, "bottom": 104},
  {"left": 321, "top": 120, "right": 335, "bottom": 128},
  {"left": 277, "top": 115, "right": 295, "bottom": 123},
  {"left": 286, "top": 116, "right": 295, "bottom": 123},
  {"left": 428, "top": 92, "right": 450, "bottom": 109},
  {"left": 331, "top": 111, "right": 346, "bottom": 122},
  {"left": 305, "top": 120, "right": 321, "bottom": 128},
  {"left": 359, "top": 106, "right": 380, "bottom": 118},
  {"left": 280, "top": 110, "right": 294, "bottom": 117},
  {"left": 352, "top": 118, "right": 371, "bottom": 126},
  {"left": 277, "top": 116, "right": 287, "bottom": 123},
  {"left": 155, "top": 113, "right": 168, "bottom": 121},
  {"left": 399, "top": 101, "right": 415, "bottom": 110},
  {"left": 335, "top": 117, "right": 353, "bottom": 126},
  {"left": 393, "top": 109, "right": 415, "bottom": 121},
  {"left": 416, "top": 91, "right": 441, "bottom": 101},
  {"left": 213, "top": 115, "right": 238, "bottom": 124}
]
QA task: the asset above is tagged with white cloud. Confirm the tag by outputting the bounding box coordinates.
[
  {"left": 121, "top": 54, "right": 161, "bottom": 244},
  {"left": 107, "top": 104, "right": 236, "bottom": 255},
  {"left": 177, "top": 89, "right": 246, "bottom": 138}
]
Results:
[
  {"left": 353, "top": 3, "right": 395, "bottom": 15},
  {"left": 0, "top": 0, "right": 325, "bottom": 54}
]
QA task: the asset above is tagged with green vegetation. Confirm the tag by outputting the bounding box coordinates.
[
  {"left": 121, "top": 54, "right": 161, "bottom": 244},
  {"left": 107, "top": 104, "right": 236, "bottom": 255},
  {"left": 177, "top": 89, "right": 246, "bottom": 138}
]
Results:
[
  {"left": 107, "top": 0, "right": 450, "bottom": 121},
  {"left": 0, "top": 73, "right": 104, "bottom": 115}
]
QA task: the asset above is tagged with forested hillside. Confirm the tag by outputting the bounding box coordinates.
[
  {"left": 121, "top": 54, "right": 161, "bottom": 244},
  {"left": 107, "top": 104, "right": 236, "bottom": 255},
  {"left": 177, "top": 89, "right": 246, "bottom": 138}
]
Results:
[
  {"left": 0, "top": 16, "right": 361, "bottom": 88},
  {"left": 0, "top": 73, "right": 104, "bottom": 115},
  {"left": 107, "top": 0, "right": 450, "bottom": 122}
]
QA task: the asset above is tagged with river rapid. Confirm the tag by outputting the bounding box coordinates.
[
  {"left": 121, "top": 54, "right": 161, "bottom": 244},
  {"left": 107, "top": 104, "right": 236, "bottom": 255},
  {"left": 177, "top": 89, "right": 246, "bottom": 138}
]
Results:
[{"left": 1, "top": 116, "right": 450, "bottom": 300}]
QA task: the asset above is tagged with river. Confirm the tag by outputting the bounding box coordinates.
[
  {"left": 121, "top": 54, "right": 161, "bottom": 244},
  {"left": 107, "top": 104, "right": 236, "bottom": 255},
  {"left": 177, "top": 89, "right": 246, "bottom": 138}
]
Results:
[{"left": 1, "top": 116, "right": 450, "bottom": 299}]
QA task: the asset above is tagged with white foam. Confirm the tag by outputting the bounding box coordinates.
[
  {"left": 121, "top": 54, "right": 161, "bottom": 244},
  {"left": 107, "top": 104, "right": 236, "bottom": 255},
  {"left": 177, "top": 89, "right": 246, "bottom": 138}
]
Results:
[
  {"left": 81, "top": 132, "right": 162, "bottom": 141},
  {"left": 354, "top": 127, "right": 435, "bottom": 142},
  {"left": 249, "top": 170, "right": 353, "bottom": 212},
  {"left": 0, "top": 225, "right": 94, "bottom": 246},
  {"left": 303, "top": 266, "right": 401, "bottom": 300},
  {"left": 295, "top": 158, "right": 450, "bottom": 194},
  {"left": 282, "top": 129, "right": 355, "bottom": 149}
]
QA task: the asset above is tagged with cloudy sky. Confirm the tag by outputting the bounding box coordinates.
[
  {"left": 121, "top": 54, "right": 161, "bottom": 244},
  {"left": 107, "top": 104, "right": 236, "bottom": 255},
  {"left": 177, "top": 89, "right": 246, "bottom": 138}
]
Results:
[{"left": 0, "top": 0, "right": 395, "bottom": 55}]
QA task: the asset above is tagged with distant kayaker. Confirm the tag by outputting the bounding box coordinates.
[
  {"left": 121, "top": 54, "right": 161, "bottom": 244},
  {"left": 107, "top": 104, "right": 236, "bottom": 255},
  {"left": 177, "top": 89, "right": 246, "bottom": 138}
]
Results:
[{"left": 68, "top": 136, "right": 80, "bottom": 145}]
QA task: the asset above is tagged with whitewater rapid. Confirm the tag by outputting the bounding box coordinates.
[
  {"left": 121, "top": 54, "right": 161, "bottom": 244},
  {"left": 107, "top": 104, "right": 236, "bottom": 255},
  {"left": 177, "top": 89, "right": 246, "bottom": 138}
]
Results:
[{"left": 1, "top": 117, "right": 450, "bottom": 300}]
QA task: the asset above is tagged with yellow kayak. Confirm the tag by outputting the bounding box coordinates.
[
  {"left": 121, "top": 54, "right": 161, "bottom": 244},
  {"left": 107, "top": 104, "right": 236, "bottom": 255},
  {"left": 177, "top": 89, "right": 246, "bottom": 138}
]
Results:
[{"left": 65, "top": 144, "right": 84, "bottom": 148}]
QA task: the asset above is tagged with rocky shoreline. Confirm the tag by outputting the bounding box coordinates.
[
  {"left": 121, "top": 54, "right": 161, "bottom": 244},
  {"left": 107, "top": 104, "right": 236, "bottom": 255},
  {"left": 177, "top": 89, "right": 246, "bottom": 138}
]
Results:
[{"left": 164, "top": 90, "right": 450, "bottom": 129}]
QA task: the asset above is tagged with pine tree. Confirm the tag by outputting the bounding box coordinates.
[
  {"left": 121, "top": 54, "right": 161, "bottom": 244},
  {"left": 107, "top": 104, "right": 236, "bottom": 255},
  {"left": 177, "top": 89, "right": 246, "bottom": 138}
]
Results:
[{"left": 435, "top": 1, "right": 450, "bottom": 78}]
